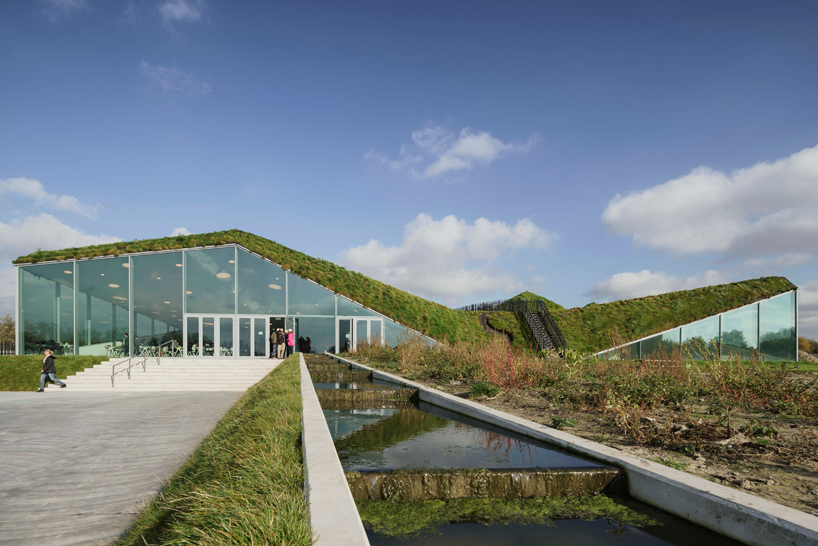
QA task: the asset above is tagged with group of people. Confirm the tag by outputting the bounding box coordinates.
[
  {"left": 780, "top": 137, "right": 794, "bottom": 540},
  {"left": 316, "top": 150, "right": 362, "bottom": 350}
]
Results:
[{"left": 271, "top": 328, "right": 295, "bottom": 359}]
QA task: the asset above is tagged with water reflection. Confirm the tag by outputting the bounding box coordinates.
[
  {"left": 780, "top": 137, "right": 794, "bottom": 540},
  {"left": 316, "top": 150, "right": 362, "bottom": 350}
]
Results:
[{"left": 329, "top": 407, "right": 601, "bottom": 472}]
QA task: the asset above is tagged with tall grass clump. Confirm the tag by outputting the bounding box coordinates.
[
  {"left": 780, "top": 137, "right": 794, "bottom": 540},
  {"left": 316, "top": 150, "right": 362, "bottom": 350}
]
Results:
[{"left": 115, "top": 356, "right": 311, "bottom": 546}]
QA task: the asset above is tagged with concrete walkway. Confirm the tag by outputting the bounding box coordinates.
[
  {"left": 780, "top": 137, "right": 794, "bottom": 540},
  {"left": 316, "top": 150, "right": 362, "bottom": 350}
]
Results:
[{"left": 0, "top": 391, "right": 243, "bottom": 546}]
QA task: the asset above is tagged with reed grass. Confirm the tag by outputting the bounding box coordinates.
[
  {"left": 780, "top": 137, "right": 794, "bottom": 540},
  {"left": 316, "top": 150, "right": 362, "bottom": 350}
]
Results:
[{"left": 114, "top": 356, "right": 312, "bottom": 546}]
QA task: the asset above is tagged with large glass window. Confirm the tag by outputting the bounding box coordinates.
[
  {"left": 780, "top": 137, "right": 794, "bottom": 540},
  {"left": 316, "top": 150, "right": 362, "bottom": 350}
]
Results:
[
  {"left": 185, "top": 248, "right": 236, "bottom": 314},
  {"left": 721, "top": 304, "right": 758, "bottom": 359},
  {"left": 77, "top": 258, "right": 128, "bottom": 356},
  {"left": 682, "top": 316, "right": 720, "bottom": 360},
  {"left": 132, "top": 252, "right": 183, "bottom": 354},
  {"left": 295, "top": 317, "right": 335, "bottom": 354},
  {"left": 759, "top": 292, "right": 796, "bottom": 361},
  {"left": 287, "top": 272, "right": 335, "bottom": 316},
  {"left": 383, "top": 318, "right": 409, "bottom": 347},
  {"left": 236, "top": 249, "right": 286, "bottom": 314},
  {"left": 19, "top": 264, "right": 74, "bottom": 355},
  {"left": 640, "top": 329, "right": 680, "bottom": 359},
  {"left": 337, "top": 297, "right": 379, "bottom": 317}
]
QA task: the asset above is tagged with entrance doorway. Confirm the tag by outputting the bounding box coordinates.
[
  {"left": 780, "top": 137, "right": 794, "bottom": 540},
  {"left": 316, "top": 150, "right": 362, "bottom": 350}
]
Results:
[{"left": 186, "top": 315, "right": 235, "bottom": 356}]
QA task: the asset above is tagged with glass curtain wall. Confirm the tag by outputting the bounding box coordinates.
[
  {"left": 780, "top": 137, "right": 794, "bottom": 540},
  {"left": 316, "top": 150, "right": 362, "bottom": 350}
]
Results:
[
  {"left": 598, "top": 292, "right": 796, "bottom": 361},
  {"left": 76, "top": 257, "right": 128, "bottom": 356},
  {"left": 721, "top": 305, "right": 758, "bottom": 359},
  {"left": 132, "top": 252, "right": 183, "bottom": 356},
  {"left": 759, "top": 292, "right": 796, "bottom": 361},
  {"left": 19, "top": 264, "right": 74, "bottom": 355},
  {"left": 237, "top": 249, "right": 285, "bottom": 314},
  {"left": 681, "top": 316, "right": 720, "bottom": 360},
  {"left": 18, "top": 245, "right": 436, "bottom": 357},
  {"left": 186, "top": 248, "right": 236, "bottom": 314}
]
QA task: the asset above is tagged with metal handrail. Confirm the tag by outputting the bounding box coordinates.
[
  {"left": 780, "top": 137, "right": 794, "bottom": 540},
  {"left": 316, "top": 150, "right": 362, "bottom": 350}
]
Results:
[{"left": 110, "top": 340, "right": 176, "bottom": 386}]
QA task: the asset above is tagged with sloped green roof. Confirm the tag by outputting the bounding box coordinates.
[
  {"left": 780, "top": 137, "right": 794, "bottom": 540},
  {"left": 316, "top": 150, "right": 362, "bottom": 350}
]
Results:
[
  {"left": 553, "top": 277, "right": 797, "bottom": 354},
  {"left": 14, "top": 231, "right": 796, "bottom": 355},
  {"left": 508, "top": 291, "right": 565, "bottom": 313},
  {"left": 14, "top": 229, "right": 487, "bottom": 344}
]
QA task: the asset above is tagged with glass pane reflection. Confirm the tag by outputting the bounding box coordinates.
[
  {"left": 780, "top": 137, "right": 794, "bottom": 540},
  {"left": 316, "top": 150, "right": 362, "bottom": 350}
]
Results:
[
  {"left": 287, "top": 272, "right": 334, "bottom": 316},
  {"left": 721, "top": 305, "right": 758, "bottom": 358},
  {"left": 186, "top": 248, "right": 236, "bottom": 314},
  {"left": 19, "top": 264, "right": 74, "bottom": 355},
  {"left": 760, "top": 293, "right": 796, "bottom": 360},
  {"left": 237, "top": 249, "right": 285, "bottom": 314},
  {"left": 77, "top": 258, "right": 128, "bottom": 356},
  {"left": 682, "top": 316, "right": 720, "bottom": 360}
]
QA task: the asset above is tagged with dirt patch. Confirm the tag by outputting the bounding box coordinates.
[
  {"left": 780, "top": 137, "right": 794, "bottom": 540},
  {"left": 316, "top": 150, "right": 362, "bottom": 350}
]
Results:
[{"left": 393, "top": 372, "right": 818, "bottom": 517}]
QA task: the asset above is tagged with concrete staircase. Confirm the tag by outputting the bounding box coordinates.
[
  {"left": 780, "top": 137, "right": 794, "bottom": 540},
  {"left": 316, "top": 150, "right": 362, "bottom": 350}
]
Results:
[{"left": 46, "top": 357, "right": 282, "bottom": 392}]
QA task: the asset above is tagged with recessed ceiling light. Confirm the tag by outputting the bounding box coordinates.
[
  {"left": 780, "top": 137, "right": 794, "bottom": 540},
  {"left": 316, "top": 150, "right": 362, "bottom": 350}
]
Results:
[
  {"left": 156, "top": 277, "right": 161, "bottom": 280},
  {"left": 216, "top": 272, "right": 231, "bottom": 279},
  {"left": 164, "top": 301, "right": 170, "bottom": 304},
  {"left": 228, "top": 260, "right": 235, "bottom": 264},
  {"left": 122, "top": 263, "right": 129, "bottom": 268},
  {"left": 108, "top": 284, "right": 120, "bottom": 288},
  {"left": 100, "top": 273, "right": 105, "bottom": 276},
  {"left": 64, "top": 270, "right": 72, "bottom": 275},
  {"left": 175, "top": 264, "right": 183, "bottom": 267},
  {"left": 268, "top": 284, "right": 281, "bottom": 290},
  {"left": 186, "top": 291, "right": 192, "bottom": 294},
  {"left": 113, "top": 296, "right": 127, "bottom": 301}
]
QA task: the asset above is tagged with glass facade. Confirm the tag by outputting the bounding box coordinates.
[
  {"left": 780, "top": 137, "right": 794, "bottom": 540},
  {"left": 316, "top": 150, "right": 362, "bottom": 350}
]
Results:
[
  {"left": 76, "top": 257, "right": 128, "bottom": 356},
  {"left": 19, "top": 263, "right": 74, "bottom": 355},
  {"left": 16, "top": 244, "right": 433, "bottom": 358},
  {"left": 598, "top": 292, "right": 797, "bottom": 362}
]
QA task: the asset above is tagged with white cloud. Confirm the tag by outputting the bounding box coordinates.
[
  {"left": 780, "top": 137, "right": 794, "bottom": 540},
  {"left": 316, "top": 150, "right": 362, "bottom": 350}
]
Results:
[
  {"left": 140, "top": 61, "right": 212, "bottom": 95},
  {"left": 602, "top": 143, "right": 818, "bottom": 257},
  {"left": 0, "top": 214, "right": 120, "bottom": 316},
  {"left": 588, "top": 269, "right": 734, "bottom": 302},
  {"left": 121, "top": 1, "right": 140, "bottom": 26},
  {"left": 41, "top": 0, "right": 88, "bottom": 22},
  {"left": 159, "top": 0, "right": 204, "bottom": 25},
  {"left": 342, "top": 214, "right": 556, "bottom": 303},
  {"left": 367, "top": 126, "right": 538, "bottom": 181},
  {"left": 798, "top": 280, "right": 818, "bottom": 340},
  {"left": 0, "top": 177, "right": 99, "bottom": 219},
  {"left": 171, "top": 227, "right": 192, "bottom": 236}
]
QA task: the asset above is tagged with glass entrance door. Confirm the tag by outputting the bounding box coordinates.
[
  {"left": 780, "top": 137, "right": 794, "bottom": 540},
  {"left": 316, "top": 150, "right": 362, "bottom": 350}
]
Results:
[
  {"left": 237, "top": 316, "right": 269, "bottom": 357},
  {"left": 185, "top": 315, "right": 235, "bottom": 357}
]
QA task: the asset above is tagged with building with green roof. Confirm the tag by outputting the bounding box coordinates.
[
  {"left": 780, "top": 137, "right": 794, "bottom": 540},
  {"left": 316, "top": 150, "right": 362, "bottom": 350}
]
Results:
[{"left": 12, "top": 230, "right": 798, "bottom": 361}]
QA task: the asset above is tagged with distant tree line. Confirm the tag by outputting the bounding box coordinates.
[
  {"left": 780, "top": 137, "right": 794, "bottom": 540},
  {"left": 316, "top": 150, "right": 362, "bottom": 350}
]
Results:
[{"left": 0, "top": 315, "right": 13, "bottom": 344}]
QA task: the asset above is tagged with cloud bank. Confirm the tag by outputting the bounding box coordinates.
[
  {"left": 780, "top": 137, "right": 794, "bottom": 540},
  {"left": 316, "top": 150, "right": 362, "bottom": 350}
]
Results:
[
  {"left": 342, "top": 213, "right": 556, "bottom": 303},
  {"left": 366, "top": 126, "right": 538, "bottom": 181},
  {"left": 0, "top": 177, "right": 100, "bottom": 218},
  {"left": 602, "top": 143, "right": 818, "bottom": 257}
]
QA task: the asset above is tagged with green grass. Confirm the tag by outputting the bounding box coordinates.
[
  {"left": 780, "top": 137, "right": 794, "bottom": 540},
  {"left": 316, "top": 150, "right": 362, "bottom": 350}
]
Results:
[
  {"left": 0, "top": 355, "right": 107, "bottom": 391},
  {"left": 508, "top": 290, "right": 565, "bottom": 313},
  {"left": 114, "top": 356, "right": 311, "bottom": 546},
  {"left": 554, "top": 277, "right": 796, "bottom": 353}
]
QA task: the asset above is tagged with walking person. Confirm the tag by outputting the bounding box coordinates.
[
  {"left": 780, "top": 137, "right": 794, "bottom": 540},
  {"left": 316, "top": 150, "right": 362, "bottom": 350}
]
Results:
[
  {"left": 286, "top": 329, "right": 295, "bottom": 357},
  {"left": 37, "top": 349, "right": 66, "bottom": 392}
]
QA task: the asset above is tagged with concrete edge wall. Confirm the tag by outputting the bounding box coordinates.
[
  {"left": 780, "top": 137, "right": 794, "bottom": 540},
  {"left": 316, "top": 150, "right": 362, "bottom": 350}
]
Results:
[
  {"left": 300, "top": 354, "right": 370, "bottom": 546},
  {"left": 328, "top": 353, "right": 818, "bottom": 546}
]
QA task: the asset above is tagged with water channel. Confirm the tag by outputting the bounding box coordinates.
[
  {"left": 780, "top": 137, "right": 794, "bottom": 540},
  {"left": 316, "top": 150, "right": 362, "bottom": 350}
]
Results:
[{"left": 306, "top": 355, "right": 745, "bottom": 545}]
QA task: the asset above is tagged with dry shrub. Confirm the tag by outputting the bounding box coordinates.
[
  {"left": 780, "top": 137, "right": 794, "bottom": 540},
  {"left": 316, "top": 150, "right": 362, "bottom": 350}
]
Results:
[{"left": 481, "top": 335, "right": 546, "bottom": 389}]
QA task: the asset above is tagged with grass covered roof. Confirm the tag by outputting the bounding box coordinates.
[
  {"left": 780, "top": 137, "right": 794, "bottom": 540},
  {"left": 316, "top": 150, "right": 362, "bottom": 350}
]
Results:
[{"left": 15, "top": 230, "right": 796, "bottom": 354}]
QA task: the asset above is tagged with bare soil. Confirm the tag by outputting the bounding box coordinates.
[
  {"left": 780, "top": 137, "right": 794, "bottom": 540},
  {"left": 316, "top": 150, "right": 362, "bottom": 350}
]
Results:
[{"left": 403, "top": 374, "right": 818, "bottom": 517}]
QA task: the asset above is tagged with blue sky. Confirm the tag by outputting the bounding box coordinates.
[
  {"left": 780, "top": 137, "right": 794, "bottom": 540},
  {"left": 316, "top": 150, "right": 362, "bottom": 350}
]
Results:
[{"left": 2, "top": 0, "right": 818, "bottom": 339}]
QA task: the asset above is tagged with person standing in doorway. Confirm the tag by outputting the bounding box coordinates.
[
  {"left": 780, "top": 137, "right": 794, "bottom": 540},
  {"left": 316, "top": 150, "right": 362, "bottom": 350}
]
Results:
[
  {"left": 269, "top": 328, "right": 277, "bottom": 358},
  {"left": 277, "top": 328, "right": 286, "bottom": 359},
  {"left": 286, "top": 329, "right": 295, "bottom": 357},
  {"left": 37, "top": 349, "right": 66, "bottom": 392}
]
